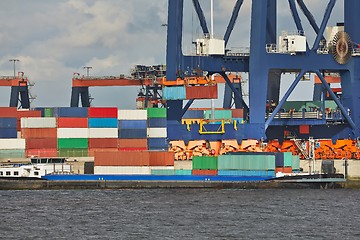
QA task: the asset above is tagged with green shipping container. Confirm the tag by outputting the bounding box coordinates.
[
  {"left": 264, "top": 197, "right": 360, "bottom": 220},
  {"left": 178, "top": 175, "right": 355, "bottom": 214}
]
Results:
[
  {"left": 204, "top": 110, "right": 232, "bottom": 120},
  {"left": 0, "top": 149, "right": 25, "bottom": 158},
  {"left": 57, "top": 138, "right": 88, "bottom": 149},
  {"left": 192, "top": 156, "right": 218, "bottom": 170},
  {"left": 283, "top": 152, "right": 293, "bottom": 167},
  {"left": 151, "top": 169, "right": 175, "bottom": 175},
  {"left": 291, "top": 155, "right": 300, "bottom": 170},
  {"left": 147, "top": 108, "right": 167, "bottom": 118},
  {"left": 58, "top": 148, "right": 88, "bottom": 157},
  {"left": 175, "top": 169, "right": 192, "bottom": 175},
  {"left": 44, "top": 108, "right": 53, "bottom": 117}
]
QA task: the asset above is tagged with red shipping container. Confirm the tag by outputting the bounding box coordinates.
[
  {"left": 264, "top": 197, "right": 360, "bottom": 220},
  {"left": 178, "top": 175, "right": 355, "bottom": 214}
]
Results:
[
  {"left": 88, "top": 107, "right": 118, "bottom": 118},
  {"left": 26, "top": 138, "right": 57, "bottom": 149},
  {"left": 21, "top": 128, "right": 57, "bottom": 139},
  {"left": 149, "top": 151, "right": 174, "bottom": 166},
  {"left": 299, "top": 125, "right": 310, "bottom": 134},
  {"left": 94, "top": 150, "right": 149, "bottom": 166},
  {"left": 186, "top": 85, "right": 218, "bottom": 99},
  {"left": 275, "top": 167, "right": 293, "bottom": 173},
  {"left": 89, "top": 138, "right": 118, "bottom": 148},
  {"left": 26, "top": 148, "right": 58, "bottom": 158},
  {"left": 89, "top": 148, "right": 118, "bottom": 157},
  {"left": 118, "top": 147, "right": 148, "bottom": 151},
  {"left": 192, "top": 170, "right": 218, "bottom": 175},
  {"left": 17, "top": 110, "right": 42, "bottom": 118},
  {"left": 118, "top": 139, "right": 147, "bottom": 148},
  {"left": 231, "top": 109, "right": 244, "bottom": 118},
  {"left": 58, "top": 118, "right": 88, "bottom": 128},
  {"left": 0, "top": 107, "right": 17, "bottom": 117}
]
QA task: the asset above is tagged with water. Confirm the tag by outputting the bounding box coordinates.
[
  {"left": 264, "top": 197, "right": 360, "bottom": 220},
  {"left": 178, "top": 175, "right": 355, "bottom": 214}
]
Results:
[{"left": 0, "top": 189, "right": 360, "bottom": 239}]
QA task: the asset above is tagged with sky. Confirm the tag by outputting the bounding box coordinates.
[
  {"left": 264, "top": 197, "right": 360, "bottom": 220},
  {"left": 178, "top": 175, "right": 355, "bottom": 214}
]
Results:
[{"left": 0, "top": 0, "right": 344, "bottom": 109}]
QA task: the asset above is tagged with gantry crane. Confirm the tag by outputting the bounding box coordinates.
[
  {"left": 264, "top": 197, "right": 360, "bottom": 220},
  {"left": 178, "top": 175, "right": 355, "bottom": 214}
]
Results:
[{"left": 0, "top": 72, "right": 30, "bottom": 108}]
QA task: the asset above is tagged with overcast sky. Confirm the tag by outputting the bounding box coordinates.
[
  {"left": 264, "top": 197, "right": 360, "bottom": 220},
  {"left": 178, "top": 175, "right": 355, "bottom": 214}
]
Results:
[{"left": 0, "top": 0, "right": 344, "bottom": 109}]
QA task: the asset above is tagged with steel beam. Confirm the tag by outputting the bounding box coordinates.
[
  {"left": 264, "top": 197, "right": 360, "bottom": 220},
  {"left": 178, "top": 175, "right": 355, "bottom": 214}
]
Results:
[
  {"left": 296, "top": 0, "right": 322, "bottom": 37},
  {"left": 224, "top": 0, "right": 244, "bottom": 46},
  {"left": 192, "top": 0, "right": 209, "bottom": 35}
]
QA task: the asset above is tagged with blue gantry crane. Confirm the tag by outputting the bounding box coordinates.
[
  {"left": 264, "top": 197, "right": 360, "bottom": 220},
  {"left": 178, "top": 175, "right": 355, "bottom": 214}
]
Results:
[{"left": 165, "top": 0, "right": 360, "bottom": 142}]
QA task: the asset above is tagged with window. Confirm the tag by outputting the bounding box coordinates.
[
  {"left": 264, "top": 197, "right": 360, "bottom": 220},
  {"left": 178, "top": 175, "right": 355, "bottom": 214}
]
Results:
[
  {"left": 34, "top": 172, "right": 39, "bottom": 176},
  {"left": 14, "top": 171, "right": 19, "bottom": 176},
  {"left": 6, "top": 171, "right": 11, "bottom": 176},
  {"left": 0, "top": 171, "right": 3, "bottom": 176}
]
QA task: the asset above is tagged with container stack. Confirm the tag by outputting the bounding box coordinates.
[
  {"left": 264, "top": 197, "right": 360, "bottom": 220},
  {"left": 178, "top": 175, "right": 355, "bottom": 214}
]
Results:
[
  {"left": 21, "top": 117, "right": 58, "bottom": 157},
  {"left": 162, "top": 86, "right": 186, "bottom": 100},
  {"left": 217, "top": 153, "right": 275, "bottom": 177},
  {"left": 147, "top": 108, "right": 168, "bottom": 150},
  {"left": 275, "top": 152, "right": 293, "bottom": 173},
  {"left": 88, "top": 107, "right": 118, "bottom": 157},
  {"left": 192, "top": 156, "right": 218, "bottom": 175},
  {"left": 118, "top": 110, "right": 148, "bottom": 151},
  {"left": 57, "top": 107, "right": 89, "bottom": 157},
  {"left": 0, "top": 138, "right": 26, "bottom": 158},
  {"left": 0, "top": 107, "right": 18, "bottom": 139}
]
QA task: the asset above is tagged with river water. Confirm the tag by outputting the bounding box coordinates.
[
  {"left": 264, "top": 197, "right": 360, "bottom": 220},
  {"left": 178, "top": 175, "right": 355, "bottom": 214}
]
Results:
[{"left": 0, "top": 189, "right": 359, "bottom": 239}]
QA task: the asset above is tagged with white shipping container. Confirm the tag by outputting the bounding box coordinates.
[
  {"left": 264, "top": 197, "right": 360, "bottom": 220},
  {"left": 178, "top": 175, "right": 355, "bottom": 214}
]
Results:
[
  {"left": 174, "top": 160, "right": 193, "bottom": 170},
  {"left": 150, "top": 166, "right": 175, "bottom": 170},
  {"left": 94, "top": 166, "right": 151, "bottom": 175},
  {"left": 89, "top": 128, "right": 118, "bottom": 138},
  {"left": 118, "top": 110, "right": 147, "bottom": 120},
  {"left": 0, "top": 139, "right": 26, "bottom": 150},
  {"left": 21, "top": 117, "right": 57, "bottom": 128},
  {"left": 57, "top": 128, "right": 89, "bottom": 138},
  {"left": 147, "top": 128, "right": 167, "bottom": 138}
]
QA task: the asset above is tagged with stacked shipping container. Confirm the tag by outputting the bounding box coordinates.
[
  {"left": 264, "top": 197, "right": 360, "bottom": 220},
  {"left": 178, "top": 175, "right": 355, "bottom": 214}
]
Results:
[{"left": 147, "top": 108, "right": 168, "bottom": 150}]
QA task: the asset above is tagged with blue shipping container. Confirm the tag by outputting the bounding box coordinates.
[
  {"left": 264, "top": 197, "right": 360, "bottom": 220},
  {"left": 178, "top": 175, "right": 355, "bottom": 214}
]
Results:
[
  {"left": 118, "top": 120, "right": 147, "bottom": 129},
  {"left": 148, "top": 138, "right": 168, "bottom": 150},
  {"left": 57, "top": 107, "right": 88, "bottom": 118},
  {"left": 162, "top": 86, "right": 186, "bottom": 100},
  {"left": 118, "top": 129, "right": 147, "bottom": 139},
  {"left": 89, "top": 118, "right": 118, "bottom": 128},
  {"left": 148, "top": 118, "right": 167, "bottom": 128},
  {"left": 183, "top": 110, "right": 204, "bottom": 119},
  {"left": 0, "top": 128, "right": 17, "bottom": 138},
  {"left": 0, "top": 118, "right": 17, "bottom": 129}
]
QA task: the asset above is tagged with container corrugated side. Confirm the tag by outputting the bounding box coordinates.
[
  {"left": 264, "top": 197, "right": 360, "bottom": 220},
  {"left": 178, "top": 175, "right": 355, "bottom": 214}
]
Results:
[
  {"left": 0, "top": 149, "right": 25, "bottom": 158},
  {"left": 88, "top": 107, "right": 118, "bottom": 118},
  {"left": 57, "top": 138, "right": 88, "bottom": 149},
  {"left": 291, "top": 155, "right": 300, "bottom": 170},
  {"left": 218, "top": 170, "right": 275, "bottom": 177},
  {"left": 174, "top": 160, "right": 192, "bottom": 170},
  {"left": 26, "top": 138, "right": 57, "bottom": 149},
  {"left": 21, "top": 128, "right": 57, "bottom": 139},
  {"left": 0, "top": 139, "right": 26, "bottom": 150},
  {"left": 204, "top": 110, "right": 232, "bottom": 120},
  {"left": 94, "top": 166, "right": 151, "bottom": 175},
  {"left": 218, "top": 154, "right": 275, "bottom": 170},
  {"left": 149, "top": 151, "right": 174, "bottom": 166},
  {"left": 0, "top": 128, "right": 18, "bottom": 138},
  {"left": 89, "top": 128, "right": 118, "bottom": 138},
  {"left": 0, "top": 107, "right": 17, "bottom": 117},
  {"left": 57, "top": 128, "right": 89, "bottom": 138},
  {"left": 118, "top": 110, "right": 147, "bottom": 120},
  {"left": 58, "top": 148, "right": 88, "bottom": 157},
  {"left": 192, "top": 156, "right": 218, "bottom": 170},
  {"left": 147, "top": 118, "right": 167, "bottom": 128},
  {"left": 89, "top": 138, "right": 118, "bottom": 148},
  {"left": 231, "top": 109, "right": 244, "bottom": 118},
  {"left": 192, "top": 169, "right": 218, "bottom": 175},
  {"left": 162, "top": 86, "right": 186, "bottom": 100},
  {"left": 147, "top": 128, "right": 167, "bottom": 138},
  {"left": 57, "top": 118, "right": 88, "bottom": 128},
  {"left": 57, "top": 107, "right": 88, "bottom": 118},
  {"left": 26, "top": 148, "right": 58, "bottom": 158},
  {"left": 147, "top": 138, "right": 168, "bottom": 150},
  {"left": 118, "top": 139, "right": 147, "bottom": 148},
  {"left": 118, "top": 120, "right": 147, "bottom": 129},
  {"left": 44, "top": 108, "right": 53, "bottom": 117},
  {"left": 0, "top": 118, "right": 17, "bottom": 128},
  {"left": 118, "top": 129, "right": 147, "bottom": 139},
  {"left": 175, "top": 169, "right": 192, "bottom": 175},
  {"left": 182, "top": 110, "right": 204, "bottom": 119},
  {"left": 94, "top": 151, "right": 150, "bottom": 166},
  {"left": 21, "top": 117, "right": 57, "bottom": 128},
  {"left": 16, "top": 110, "right": 42, "bottom": 118},
  {"left": 283, "top": 152, "right": 293, "bottom": 167},
  {"left": 147, "top": 108, "right": 167, "bottom": 118},
  {"left": 151, "top": 169, "right": 175, "bottom": 175},
  {"left": 186, "top": 85, "right": 218, "bottom": 99},
  {"left": 88, "top": 118, "right": 118, "bottom": 128},
  {"left": 88, "top": 148, "right": 118, "bottom": 157}
]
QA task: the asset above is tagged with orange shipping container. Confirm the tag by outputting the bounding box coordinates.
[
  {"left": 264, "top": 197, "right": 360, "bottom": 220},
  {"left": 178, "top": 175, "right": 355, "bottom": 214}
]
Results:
[
  {"left": 89, "top": 138, "right": 118, "bottom": 148},
  {"left": 17, "top": 110, "right": 42, "bottom": 118},
  {"left": 275, "top": 167, "right": 293, "bottom": 173},
  {"left": 186, "top": 85, "right": 218, "bottom": 99},
  {"left": 89, "top": 148, "right": 118, "bottom": 157},
  {"left": 26, "top": 138, "right": 57, "bottom": 149},
  {"left": 118, "top": 139, "right": 147, "bottom": 148},
  {"left": 118, "top": 148, "right": 148, "bottom": 151},
  {"left": 26, "top": 148, "right": 58, "bottom": 158},
  {"left": 192, "top": 169, "right": 218, "bottom": 175},
  {"left": 57, "top": 118, "right": 88, "bottom": 128},
  {"left": 94, "top": 150, "right": 150, "bottom": 166},
  {"left": 149, "top": 151, "right": 174, "bottom": 166},
  {"left": 231, "top": 109, "right": 244, "bottom": 118},
  {"left": 0, "top": 107, "right": 17, "bottom": 117},
  {"left": 21, "top": 128, "right": 57, "bottom": 139}
]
